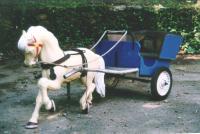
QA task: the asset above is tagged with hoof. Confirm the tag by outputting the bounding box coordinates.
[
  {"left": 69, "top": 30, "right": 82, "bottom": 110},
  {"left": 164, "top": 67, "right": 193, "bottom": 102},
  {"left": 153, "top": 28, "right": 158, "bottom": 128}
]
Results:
[
  {"left": 82, "top": 107, "right": 89, "bottom": 114},
  {"left": 81, "top": 103, "right": 91, "bottom": 114},
  {"left": 48, "top": 100, "right": 56, "bottom": 112},
  {"left": 25, "top": 122, "right": 38, "bottom": 129}
]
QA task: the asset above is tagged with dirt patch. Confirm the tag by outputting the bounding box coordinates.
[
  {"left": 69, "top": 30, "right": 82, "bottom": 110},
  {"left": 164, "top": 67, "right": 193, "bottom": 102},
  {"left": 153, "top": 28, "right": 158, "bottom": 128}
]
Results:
[
  {"left": 0, "top": 57, "right": 200, "bottom": 134},
  {"left": 174, "top": 54, "right": 200, "bottom": 64}
]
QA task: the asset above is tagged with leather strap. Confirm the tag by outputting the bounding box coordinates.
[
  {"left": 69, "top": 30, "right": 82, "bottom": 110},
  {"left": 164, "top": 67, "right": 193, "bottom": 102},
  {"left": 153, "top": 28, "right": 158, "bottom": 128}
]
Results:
[
  {"left": 53, "top": 54, "right": 71, "bottom": 64},
  {"left": 40, "top": 48, "right": 88, "bottom": 78},
  {"left": 70, "top": 48, "right": 88, "bottom": 77}
]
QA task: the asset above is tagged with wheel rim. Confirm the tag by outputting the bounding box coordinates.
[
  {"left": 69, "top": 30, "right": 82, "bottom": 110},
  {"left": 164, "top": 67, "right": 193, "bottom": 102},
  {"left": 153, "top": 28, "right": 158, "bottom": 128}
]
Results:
[{"left": 156, "top": 71, "right": 171, "bottom": 96}]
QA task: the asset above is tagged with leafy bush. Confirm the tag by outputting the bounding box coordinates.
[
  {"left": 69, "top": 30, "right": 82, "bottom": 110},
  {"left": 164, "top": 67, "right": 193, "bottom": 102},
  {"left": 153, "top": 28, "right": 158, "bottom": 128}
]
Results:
[
  {"left": 156, "top": 8, "right": 200, "bottom": 54},
  {"left": 0, "top": 4, "right": 200, "bottom": 54}
]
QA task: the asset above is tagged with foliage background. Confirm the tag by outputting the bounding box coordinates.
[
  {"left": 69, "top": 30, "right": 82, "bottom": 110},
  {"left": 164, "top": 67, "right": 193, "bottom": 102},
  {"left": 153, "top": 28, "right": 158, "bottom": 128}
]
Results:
[{"left": 0, "top": 0, "right": 200, "bottom": 55}]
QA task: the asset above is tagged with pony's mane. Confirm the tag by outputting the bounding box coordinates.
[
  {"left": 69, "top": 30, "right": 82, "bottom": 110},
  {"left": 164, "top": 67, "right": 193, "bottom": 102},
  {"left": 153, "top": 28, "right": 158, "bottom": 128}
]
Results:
[{"left": 17, "top": 26, "right": 59, "bottom": 51}]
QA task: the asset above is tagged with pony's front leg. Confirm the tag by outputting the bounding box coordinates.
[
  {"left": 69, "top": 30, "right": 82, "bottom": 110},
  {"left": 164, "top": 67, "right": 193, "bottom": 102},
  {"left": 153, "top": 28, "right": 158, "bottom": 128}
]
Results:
[
  {"left": 38, "top": 77, "right": 61, "bottom": 110},
  {"left": 26, "top": 77, "right": 61, "bottom": 129},
  {"left": 26, "top": 90, "right": 43, "bottom": 129}
]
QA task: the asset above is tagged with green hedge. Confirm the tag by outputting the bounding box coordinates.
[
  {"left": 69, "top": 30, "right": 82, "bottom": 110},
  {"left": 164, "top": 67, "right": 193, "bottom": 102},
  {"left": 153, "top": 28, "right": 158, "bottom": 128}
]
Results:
[
  {"left": 0, "top": 5, "right": 200, "bottom": 54},
  {"left": 157, "top": 8, "right": 200, "bottom": 54}
]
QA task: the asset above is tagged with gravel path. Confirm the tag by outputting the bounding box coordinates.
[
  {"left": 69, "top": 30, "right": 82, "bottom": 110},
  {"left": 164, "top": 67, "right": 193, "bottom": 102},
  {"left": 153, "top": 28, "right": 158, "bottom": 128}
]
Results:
[{"left": 0, "top": 58, "right": 200, "bottom": 134}]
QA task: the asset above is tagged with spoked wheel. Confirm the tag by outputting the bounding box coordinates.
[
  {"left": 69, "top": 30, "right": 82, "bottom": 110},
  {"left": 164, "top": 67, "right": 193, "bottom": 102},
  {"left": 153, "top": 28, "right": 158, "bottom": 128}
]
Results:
[
  {"left": 105, "top": 74, "right": 119, "bottom": 89},
  {"left": 151, "top": 67, "right": 172, "bottom": 100}
]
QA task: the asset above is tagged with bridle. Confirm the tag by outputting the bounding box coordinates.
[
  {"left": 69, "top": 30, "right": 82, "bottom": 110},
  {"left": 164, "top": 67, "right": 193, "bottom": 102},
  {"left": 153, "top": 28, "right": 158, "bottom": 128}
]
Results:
[
  {"left": 27, "top": 35, "right": 43, "bottom": 59},
  {"left": 28, "top": 43, "right": 43, "bottom": 58}
]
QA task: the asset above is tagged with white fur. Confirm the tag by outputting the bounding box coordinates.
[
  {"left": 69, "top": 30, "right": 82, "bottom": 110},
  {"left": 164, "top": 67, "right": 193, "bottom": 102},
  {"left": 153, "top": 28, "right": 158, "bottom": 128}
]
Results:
[
  {"left": 17, "top": 30, "right": 28, "bottom": 51},
  {"left": 17, "top": 26, "right": 106, "bottom": 126},
  {"left": 95, "top": 56, "right": 106, "bottom": 97}
]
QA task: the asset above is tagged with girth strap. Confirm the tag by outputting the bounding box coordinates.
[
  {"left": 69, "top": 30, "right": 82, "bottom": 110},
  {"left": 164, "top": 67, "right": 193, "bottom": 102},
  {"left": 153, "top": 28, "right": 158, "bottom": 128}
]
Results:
[{"left": 71, "top": 48, "right": 88, "bottom": 77}]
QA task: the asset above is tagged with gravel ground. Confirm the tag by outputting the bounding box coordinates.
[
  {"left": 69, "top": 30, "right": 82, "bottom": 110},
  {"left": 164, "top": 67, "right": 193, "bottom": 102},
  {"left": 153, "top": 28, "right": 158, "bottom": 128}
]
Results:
[{"left": 0, "top": 58, "right": 200, "bottom": 134}]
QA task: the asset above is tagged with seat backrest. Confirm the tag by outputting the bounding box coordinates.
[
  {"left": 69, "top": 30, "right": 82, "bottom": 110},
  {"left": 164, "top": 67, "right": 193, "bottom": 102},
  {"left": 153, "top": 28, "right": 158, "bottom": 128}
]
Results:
[
  {"left": 159, "top": 34, "right": 183, "bottom": 60},
  {"left": 139, "top": 31, "right": 166, "bottom": 58}
]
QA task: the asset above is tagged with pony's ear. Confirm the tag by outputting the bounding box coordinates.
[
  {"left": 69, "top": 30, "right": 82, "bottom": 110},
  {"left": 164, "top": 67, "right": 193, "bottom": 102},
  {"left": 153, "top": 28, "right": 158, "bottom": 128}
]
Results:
[{"left": 22, "top": 30, "right": 26, "bottom": 34}]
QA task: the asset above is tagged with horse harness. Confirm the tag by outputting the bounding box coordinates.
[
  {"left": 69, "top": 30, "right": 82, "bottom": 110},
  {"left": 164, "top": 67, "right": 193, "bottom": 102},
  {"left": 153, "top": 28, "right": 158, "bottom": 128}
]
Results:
[{"left": 41, "top": 48, "right": 88, "bottom": 80}]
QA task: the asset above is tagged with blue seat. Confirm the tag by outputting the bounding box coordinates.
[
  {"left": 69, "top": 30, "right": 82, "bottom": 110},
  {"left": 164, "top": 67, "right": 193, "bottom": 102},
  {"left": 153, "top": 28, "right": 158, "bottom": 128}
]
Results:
[{"left": 95, "top": 40, "right": 141, "bottom": 68}]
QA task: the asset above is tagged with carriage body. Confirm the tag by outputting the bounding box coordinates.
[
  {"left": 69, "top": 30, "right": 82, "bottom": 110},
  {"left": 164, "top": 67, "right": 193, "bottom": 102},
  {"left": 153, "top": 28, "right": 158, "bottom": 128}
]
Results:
[
  {"left": 95, "top": 30, "right": 183, "bottom": 100},
  {"left": 95, "top": 30, "right": 182, "bottom": 77}
]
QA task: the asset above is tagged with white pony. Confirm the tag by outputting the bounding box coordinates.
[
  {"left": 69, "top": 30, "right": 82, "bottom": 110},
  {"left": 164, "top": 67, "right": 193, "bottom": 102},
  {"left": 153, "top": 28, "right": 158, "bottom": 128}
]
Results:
[{"left": 17, "top": 26, "right": 105, "bottom": 129}]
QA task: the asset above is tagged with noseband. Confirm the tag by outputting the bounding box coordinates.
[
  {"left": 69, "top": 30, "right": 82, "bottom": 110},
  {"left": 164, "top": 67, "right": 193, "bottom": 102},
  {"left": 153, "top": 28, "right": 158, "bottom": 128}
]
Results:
[{"left": 28, "top": 43, "right": 43, "bottom": 58}]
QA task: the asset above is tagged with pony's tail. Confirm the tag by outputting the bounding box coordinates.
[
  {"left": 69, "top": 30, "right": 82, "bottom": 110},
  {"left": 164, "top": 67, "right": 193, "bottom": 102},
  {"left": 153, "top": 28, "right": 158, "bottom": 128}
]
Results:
[{"left": 95, "top": 56, "right": 106, "bottom": 97}]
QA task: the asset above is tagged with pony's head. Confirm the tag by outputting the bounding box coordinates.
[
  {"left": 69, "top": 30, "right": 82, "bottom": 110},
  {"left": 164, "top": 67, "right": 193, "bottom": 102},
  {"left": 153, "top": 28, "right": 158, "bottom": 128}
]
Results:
[{"left": 18, "top": 30, "right": 43, "bottom": 67}]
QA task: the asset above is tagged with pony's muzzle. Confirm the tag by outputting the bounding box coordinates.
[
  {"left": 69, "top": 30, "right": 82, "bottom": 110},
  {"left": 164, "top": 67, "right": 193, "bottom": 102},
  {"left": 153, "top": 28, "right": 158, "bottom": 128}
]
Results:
[{"left": 23, "top": 62, "right": 37, "bottom": 68}]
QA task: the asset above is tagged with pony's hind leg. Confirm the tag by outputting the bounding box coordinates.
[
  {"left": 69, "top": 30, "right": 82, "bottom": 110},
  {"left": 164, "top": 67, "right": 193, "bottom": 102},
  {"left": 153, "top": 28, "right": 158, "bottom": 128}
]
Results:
[
  {"left": 80, "top": 74, "right": 96, "bottom": 113},
  {"left": 80, "top": 83, "right": 95, "bottom": 113}
]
